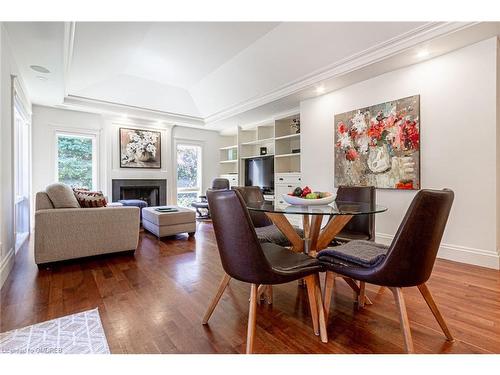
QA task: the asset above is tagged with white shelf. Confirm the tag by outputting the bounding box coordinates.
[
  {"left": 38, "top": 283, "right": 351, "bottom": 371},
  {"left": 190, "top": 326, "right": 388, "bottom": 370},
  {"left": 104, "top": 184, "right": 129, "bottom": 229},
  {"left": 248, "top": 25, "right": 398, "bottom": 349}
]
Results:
[
  {"left": 219, "top": 145, "right": 238, "bottom": 150},
  {"left": 275, "top": 152, "right": 301, "bottom": 158},
  {"left": 240, "top": 137, "right": 275, "bottom": 146},
  {"left": 241, "top": 154, "right": 275, "bottom": 159},
  {"left": 274, "top": 133, "right": 300, "bottom": 141},
  {"left": 220, "top": 159, "right": 238, "bottom": 164}
]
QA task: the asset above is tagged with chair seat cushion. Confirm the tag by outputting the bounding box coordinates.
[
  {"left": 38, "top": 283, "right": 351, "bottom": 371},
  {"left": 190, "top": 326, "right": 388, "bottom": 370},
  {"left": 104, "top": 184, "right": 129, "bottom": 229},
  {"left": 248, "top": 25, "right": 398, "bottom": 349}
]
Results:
[
  {"left": 335, "top": 229, "right": 371, "bottom": 242},
  {"left": 255, "top": 225, "right": 303, "bottom": 247},
  {"left": 262, "top": 242, "right": 322, "bottom": 273},
  {"left": 317, "top": 240, "right": 388, "bottom": 268}
]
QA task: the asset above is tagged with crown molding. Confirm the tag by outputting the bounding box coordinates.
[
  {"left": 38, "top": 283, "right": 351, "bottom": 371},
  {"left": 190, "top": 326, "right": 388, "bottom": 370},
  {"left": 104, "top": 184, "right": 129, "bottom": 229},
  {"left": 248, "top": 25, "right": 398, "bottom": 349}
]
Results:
[
  {"left": 61, "top": 94, "right": 206, "bottom": 128},
  {"left": 203, "top": 22, "right": 477, "bottom": 125},
  {"left": 60, "top": 22, "right": 484, "bottom": 132},
  {"left": 63, "top": 22, "right": 76, "bottom": 98}
]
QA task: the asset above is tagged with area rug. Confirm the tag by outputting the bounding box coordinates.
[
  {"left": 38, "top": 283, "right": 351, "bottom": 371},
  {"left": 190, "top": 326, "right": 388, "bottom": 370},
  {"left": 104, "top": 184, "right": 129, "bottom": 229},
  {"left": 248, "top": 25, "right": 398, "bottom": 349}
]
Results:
[{"left": 0, "top": 308, "right": 110, "bottom": 354}]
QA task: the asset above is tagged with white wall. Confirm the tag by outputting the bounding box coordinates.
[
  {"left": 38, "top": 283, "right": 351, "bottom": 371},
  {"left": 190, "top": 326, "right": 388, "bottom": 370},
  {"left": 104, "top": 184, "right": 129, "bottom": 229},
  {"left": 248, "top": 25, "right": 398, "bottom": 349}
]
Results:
[
  {"left": 31, "top": 105, "right": 220, "bottom": 206},
  {"left": 301, "top": 37, "right": 500, "bottom": 269},
  {"left": 0, "top": 24, "right": 30, "bottom": 288}
]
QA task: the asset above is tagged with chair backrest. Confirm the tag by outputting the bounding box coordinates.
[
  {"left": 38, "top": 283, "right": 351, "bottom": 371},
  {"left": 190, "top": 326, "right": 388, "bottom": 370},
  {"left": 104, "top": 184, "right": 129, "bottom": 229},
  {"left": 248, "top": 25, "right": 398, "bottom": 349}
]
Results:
[
  {"left": 376, "top": 189, "right": 454, "bottom": 287},
  {"left": 211, "top": 178, "right": 230, "bottom": 190},
  {"left": 207, "top": 189, "right": 274, "bottom": 284},
  {"left": 231, "top": 186, "right": 273, "bottom": 228},
  {"left": 336, "top": 186, "right": 376, "bottom": 240}
]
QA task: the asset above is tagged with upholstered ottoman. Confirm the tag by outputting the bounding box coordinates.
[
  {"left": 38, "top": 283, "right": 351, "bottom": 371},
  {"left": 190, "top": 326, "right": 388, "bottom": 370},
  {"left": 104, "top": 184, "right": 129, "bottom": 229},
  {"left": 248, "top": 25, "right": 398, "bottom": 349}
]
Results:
[{"left": 142, "top": 206, "right": 196, "bottom": 239}]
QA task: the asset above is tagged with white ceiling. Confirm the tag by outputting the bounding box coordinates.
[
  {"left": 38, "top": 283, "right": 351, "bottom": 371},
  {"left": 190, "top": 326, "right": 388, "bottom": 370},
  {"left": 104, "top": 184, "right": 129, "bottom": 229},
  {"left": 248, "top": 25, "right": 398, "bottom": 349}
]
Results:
[{"left": 4, "top": 21, "right": 500, "bottom": 130}]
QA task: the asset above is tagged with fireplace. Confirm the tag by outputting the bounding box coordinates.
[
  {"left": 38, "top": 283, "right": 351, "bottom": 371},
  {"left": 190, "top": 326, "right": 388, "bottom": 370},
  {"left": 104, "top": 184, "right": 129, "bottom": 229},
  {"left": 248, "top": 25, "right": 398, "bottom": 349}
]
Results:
[{"left": 112, "top": 179, "right": 167, "bottom": 207}]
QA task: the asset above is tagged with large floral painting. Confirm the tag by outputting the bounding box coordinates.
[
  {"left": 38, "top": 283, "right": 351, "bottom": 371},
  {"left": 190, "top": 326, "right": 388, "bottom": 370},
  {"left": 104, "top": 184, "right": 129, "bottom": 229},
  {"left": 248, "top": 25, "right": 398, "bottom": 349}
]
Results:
[
  {"left": 334, "top": 95, "right": 420, "bottom": 190},
  {"left": 120, "top": 128, "right": 161, "bottom": 168}
]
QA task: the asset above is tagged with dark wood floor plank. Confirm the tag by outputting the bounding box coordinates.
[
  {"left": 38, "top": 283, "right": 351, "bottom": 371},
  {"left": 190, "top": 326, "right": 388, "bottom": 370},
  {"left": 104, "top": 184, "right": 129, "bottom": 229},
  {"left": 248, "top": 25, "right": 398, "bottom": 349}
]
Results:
[{"left": 1, "top": 222, "right": 499, "bottom": 354}]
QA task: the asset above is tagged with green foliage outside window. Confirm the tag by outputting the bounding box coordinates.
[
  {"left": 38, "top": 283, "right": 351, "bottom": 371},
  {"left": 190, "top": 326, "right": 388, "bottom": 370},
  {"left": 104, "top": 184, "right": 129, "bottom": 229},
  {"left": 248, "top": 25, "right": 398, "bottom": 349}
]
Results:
[
  {"left": 58, "top": 136, "right": 93, "bottom": 189},
  {"left": 176, "top": 145, "right": 199, "bottom": 188}
]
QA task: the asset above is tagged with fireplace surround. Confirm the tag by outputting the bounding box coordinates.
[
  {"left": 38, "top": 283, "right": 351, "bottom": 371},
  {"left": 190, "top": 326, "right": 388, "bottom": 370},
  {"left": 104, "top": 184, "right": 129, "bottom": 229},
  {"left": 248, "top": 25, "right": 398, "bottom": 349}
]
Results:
[{"left": 112, "top": 179, "right": 167, "bottom": 206}]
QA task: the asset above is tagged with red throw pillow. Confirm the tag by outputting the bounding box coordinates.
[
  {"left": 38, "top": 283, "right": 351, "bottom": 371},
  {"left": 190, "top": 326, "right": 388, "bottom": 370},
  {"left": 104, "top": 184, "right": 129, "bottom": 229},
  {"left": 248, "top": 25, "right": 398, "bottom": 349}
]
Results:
[{"left": 73, "top": 189, "right": 108, "bottom": 208}]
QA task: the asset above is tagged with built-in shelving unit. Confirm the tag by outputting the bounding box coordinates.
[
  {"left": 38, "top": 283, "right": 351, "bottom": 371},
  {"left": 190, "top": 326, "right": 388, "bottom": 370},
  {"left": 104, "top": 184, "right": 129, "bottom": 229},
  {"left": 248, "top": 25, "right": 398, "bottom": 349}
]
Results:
[
  {"left": 217, "top": 112, "right": 301, "bottom": 205},
  {"left": 219, "top": 134, "right": 239, "bottom": 183}
]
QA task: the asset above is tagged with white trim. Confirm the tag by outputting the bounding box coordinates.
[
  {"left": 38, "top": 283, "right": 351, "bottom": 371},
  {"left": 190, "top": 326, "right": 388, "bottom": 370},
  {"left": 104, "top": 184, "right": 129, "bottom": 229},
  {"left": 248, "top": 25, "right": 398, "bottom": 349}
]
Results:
[
  {"left": 0, "top": 247, "right": 15, "bottom": 290},
  {"left": 375, "top": 232, "right": 500, "bottom": 270},
  {"left": 63, "top": 22, "right": 76, "bottom": 97},
  {"left": 62, "top": 95, "right": 205, "bottom": 128}
]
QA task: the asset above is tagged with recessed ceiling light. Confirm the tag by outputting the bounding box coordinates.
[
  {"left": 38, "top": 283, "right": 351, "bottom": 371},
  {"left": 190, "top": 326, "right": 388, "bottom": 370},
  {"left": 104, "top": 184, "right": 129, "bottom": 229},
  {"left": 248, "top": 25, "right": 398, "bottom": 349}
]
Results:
[
  {"left": 417, "top": 50, "right": 430, "bottom": 58},
  {"left": 36, "top": 76, "right": 47, "bottom": 81},
  {"left": 30, "top": 65, "right": 50, "bottom": 74},
  {"left": 316, "top": 85, "right": 325, "bottom": 94}
]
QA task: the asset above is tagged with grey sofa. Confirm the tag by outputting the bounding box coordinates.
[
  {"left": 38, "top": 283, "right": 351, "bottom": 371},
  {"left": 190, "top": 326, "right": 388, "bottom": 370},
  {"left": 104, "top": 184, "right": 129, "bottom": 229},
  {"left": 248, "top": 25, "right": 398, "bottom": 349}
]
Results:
[{"left": 35, "top": 192, "right": 140, "bottom": 265}]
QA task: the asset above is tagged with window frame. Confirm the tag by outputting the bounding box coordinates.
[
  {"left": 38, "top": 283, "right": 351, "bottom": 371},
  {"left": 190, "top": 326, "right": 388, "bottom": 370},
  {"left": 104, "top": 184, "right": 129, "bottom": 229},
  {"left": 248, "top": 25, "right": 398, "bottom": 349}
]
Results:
[
  {"left": 174, "top": 140, "right": 203, "bottom": 207},
  {"left": 54, "top": 129, "right": 99, "bottom": 191}
]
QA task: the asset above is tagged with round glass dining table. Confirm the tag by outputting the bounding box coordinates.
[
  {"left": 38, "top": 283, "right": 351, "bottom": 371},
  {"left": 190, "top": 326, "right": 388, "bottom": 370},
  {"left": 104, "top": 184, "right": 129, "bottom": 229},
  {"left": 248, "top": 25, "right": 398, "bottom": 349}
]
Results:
[{"left": 246, "top": 200, "right": 387, "bottom": 256}]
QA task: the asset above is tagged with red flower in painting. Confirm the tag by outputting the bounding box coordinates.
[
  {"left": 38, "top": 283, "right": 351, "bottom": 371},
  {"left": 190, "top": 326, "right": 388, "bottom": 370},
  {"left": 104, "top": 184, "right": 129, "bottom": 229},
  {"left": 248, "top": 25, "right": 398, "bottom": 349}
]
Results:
[
  {"left": 367, "top": 121, "right": 384, "bottom": 140},
  {"left": 400, "top": 120, "right": 420, "bottom": 150},
  {"left": 337, "top": 121, "right": 347, "bottom": 134},
  {"left": 396, "top": 181, "right": 414, "bottom": 190},
  {"left": 345, "top": 148, "right": 358, "bottom": 161}
]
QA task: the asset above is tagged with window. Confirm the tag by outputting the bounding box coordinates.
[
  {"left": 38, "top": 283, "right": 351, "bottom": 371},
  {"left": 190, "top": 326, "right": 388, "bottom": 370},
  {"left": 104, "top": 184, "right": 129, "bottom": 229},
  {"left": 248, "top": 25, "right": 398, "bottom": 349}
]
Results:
[
  {"left": 56, "top": 132, "right": 97, "bottom": 190},
  {"left": 13, "top": 97, "right": 31, "bottom": 252},
  {"left": 176, "top": 143, "right": 202, "bottom": 208}
]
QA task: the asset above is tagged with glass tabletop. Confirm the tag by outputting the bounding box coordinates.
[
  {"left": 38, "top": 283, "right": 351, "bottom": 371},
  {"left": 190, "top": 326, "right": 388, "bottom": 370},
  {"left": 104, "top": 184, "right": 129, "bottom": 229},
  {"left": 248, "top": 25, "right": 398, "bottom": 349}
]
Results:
[{"left": 246, "top": 200, "right": 387, "bottom": 216}]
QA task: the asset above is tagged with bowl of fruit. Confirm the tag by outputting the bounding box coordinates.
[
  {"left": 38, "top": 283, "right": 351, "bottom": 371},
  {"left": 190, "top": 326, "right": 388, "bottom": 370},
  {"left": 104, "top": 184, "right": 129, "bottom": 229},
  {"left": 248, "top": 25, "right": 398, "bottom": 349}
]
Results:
[{"left": 283, "top": 186, "right": 335, "bottom": 206}]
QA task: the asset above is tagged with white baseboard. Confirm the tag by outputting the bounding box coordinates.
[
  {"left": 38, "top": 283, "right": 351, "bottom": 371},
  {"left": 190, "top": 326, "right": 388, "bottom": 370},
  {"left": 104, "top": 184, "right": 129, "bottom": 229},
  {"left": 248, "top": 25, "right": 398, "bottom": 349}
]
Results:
[
  {"left": 375, "top": 232, "right": 500, "bottom": 270},
  {"left": 0, "top": 246, "right": 15, "bottom": 290}
]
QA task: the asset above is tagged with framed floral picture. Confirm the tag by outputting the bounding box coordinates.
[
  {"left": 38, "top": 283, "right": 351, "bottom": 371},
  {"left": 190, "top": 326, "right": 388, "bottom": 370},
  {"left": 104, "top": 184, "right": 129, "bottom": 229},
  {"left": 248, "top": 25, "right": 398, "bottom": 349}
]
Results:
[
  {"left": 119, "top": 128, "right": 161, "bottom": 169},
  {"left": 334, "top": 95, "right": 420, "bottom": 190}
]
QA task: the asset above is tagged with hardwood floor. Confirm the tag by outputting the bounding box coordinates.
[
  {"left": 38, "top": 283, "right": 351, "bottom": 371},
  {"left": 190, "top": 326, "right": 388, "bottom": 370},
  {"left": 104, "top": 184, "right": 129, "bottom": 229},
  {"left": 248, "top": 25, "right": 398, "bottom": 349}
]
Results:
[{"left": 1, "top": 221, "right": 499, "bottom": 354}]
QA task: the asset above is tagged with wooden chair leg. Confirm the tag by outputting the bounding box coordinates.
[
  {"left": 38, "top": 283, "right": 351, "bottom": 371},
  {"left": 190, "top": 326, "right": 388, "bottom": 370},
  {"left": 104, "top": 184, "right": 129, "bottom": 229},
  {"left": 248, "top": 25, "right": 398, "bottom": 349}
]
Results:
[
  {"left": 417, "top": 283, "right": 454, "bottom": 342},
  {"left": 314, "top": 274, "right": 328, "bottom": 343},
  {"left": 266, "top": 285, "right": 273, "bottom": 305},
  {"left": 358, "top": 281, "right": 366, "bottom": 308},
  {"left": 202, "top": 273, "right": 231, "bottom": 324},
  {"left": 323, "top": 271, "right": 335, "bottom": 322},
  {"left": 305, "top": 275, "right": 319, "bottom": 336},
  {"left": 246, "top": 284, "right": 258, "bottom": 354},
  {"left": 390, "top": 287, "right": 414, "bottom": 353}
]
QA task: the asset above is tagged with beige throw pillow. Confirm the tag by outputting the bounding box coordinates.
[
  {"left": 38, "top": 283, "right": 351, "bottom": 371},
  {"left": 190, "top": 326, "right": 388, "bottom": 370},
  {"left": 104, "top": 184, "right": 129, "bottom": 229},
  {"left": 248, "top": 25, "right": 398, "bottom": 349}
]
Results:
[{"left": 45, "top": 183, "right": 80, "bottom": 209}]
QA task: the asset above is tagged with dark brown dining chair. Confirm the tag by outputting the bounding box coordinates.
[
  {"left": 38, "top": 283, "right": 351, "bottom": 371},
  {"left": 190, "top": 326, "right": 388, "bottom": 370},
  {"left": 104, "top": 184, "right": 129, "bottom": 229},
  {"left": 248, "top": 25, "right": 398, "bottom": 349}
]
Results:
[
  {"left": 203, "top": 189, "right": 326, "bottom": 353},
  {"left": 232, "top": 186, "right": 303, "bottom": 247},
  {"left": 335, "top": 186, "right": 376, "bottom": 242},
  {"left": 318, "top": 189, "right": 455, "bottom": 353},
  {"left": 332, "top": 186, "right": 376, "bottom": 306}
]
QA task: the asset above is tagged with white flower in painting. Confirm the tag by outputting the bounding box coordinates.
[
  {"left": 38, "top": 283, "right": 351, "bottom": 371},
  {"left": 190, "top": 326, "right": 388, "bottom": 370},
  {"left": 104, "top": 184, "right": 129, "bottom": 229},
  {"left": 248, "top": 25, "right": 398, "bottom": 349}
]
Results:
[
  {"left": 351, "top": 111, "right": 367, "bottom": 133},
  {"left": 130, "top": 133, "right": 141, "bottom": 143},
  {"left": 338, "top": 133, "right": 352, "bottom": 149},
  {"left": 146, "top": 143, "right": 156, "bottom": 156},
  {"left": 355, "top": 134, "right": 370, "bottom": 154}
]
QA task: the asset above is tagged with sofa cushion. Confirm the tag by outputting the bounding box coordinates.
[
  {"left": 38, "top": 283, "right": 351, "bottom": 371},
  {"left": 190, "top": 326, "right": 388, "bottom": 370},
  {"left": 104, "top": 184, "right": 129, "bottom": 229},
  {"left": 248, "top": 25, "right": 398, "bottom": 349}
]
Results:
[
  {"left": 45, "top": 183, "right": 80, "bottom": 209},
  {"left": 74, "top": 189, "right": 108, "bottom": 208}
]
